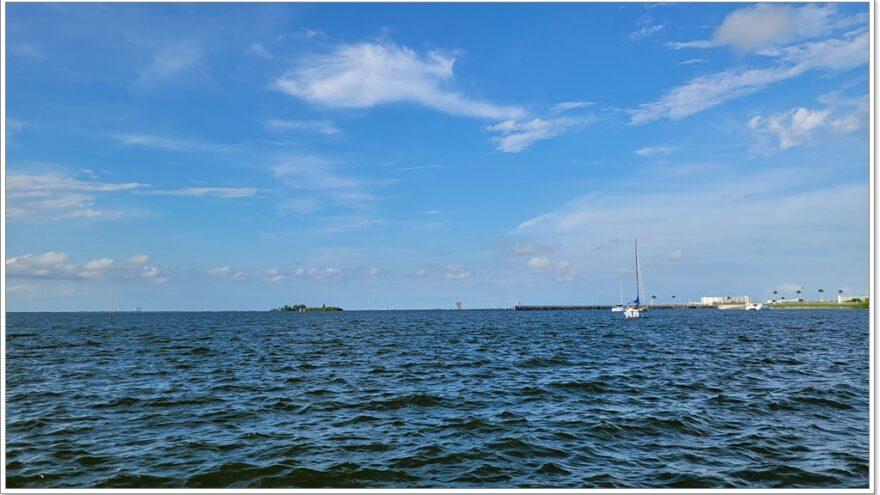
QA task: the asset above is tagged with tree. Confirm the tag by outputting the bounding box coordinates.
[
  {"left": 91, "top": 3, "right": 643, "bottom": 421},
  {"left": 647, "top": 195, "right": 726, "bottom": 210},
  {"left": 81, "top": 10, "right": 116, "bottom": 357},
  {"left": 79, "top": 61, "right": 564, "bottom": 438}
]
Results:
[
  {"left": 772, "top": 290, "right": 778, "bottom": 302},
  {"left": 818, "top": 288, "right": 824, "bottom": 301},
  {"left": 651, "top": 294, "right": 657, "bottom": 305}
]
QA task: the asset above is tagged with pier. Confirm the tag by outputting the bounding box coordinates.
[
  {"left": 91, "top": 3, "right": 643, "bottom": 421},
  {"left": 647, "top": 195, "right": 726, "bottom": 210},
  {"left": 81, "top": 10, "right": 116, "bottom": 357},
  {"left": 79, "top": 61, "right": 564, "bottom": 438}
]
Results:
[{"left": 513, "top": 304, "right": 715, "bottom": 311}]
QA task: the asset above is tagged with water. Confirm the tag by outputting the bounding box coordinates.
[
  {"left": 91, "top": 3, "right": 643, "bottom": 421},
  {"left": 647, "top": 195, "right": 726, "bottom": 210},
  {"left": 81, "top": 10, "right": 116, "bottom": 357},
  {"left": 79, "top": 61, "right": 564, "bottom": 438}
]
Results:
[{"left": 5, "top": 309, "right": 869, "bottom": 488}]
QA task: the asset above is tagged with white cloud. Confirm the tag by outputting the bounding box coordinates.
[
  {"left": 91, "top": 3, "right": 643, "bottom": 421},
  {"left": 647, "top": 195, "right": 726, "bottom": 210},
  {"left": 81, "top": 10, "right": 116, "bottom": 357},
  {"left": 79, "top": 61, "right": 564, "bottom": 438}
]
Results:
[
  {"left": 666, "top": 4, "right": 855, "bottom": 54},
  {"left": 442, "top": 264, "right": 471, "bottom": 279},
  {"left": 142, "top": 187, "right": 258, "bottom": 198},
  {"left": 527, "top": 256, "right": 577, "bottom": 282},
  {"left": 262, "top": 268, "right": 285, "bottom": 283},
  {"left": 275, "top": 41, "right": 524, "bottom": 120},
  {"left": 127, "top": 254, "right": 150, "bottom": 265},
  {"left": 363, "top": 265, "right": 381, "bottom": 276},
  {"left": 485, "top": 116, "right": 592, "bottom": 153},
  {"left": 6, "top": 172, "right": 147, "bottom": 221},
  {"left": 634, "top": 145, "right": 674, "bottom": 157},
  {"left": 749, "top": 86, "right": 867, "bottom": 154},
  {"left": 294, "top": 266, "right": 344, "bottom": 282},
  {"left": 712, "top": 4, "right": 836, "bottom": 52},
  {"left": 7, "top": 252, "right": 167, "bottom": 283},
  {"left": 267, "top": 118, "right": 340, "bottom": 135},
  {"left": 527, "top": 256, "right": 553, "bottom": 269},
  {"left": 748, "top": 107, "right": 830, "bottom": 153}
]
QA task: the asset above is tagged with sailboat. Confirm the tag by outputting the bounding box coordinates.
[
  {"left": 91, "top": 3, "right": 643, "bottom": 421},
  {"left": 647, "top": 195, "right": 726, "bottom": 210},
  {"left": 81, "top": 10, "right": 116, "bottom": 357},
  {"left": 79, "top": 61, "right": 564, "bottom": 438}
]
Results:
[
  {"left": 611, "top": 283, "right": 625, "bottom": 312},
  {"left": 624, "top": 238, "right": 647, "bottom": 319}
]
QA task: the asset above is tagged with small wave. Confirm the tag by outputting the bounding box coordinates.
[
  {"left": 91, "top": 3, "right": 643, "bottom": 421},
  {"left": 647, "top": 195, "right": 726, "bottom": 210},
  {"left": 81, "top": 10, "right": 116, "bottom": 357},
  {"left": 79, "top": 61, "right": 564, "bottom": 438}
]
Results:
[
  {"left": 518, "top": 355, "right": 571, "bottom": 368},
  {"left": 256, "top": 463, "right": 417, "bottom": 488},
  {"left": 549, "top": 380, "right": 606, "bottom": 394},
  {"left": 93, "top": 473, "right": 177, "bottom": 488},
  {"left": 94, "top": 396, "right": 140, "bottom": 408},
  {"left": 487, "top": 437, "right": 568, "bottom": 458},
  {"left": 359, "top": 393, "right": 447, "bottom": 411},
  {"left": 537, "top": 462, "right": 571, "bottom": 475}
]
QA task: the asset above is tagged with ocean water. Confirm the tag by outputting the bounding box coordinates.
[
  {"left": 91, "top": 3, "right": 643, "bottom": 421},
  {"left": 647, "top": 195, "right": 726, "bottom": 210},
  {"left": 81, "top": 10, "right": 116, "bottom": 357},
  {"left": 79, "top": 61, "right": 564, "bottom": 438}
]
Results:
[{"left": 5, "top": 309, "right": 869, "bottom": 488}]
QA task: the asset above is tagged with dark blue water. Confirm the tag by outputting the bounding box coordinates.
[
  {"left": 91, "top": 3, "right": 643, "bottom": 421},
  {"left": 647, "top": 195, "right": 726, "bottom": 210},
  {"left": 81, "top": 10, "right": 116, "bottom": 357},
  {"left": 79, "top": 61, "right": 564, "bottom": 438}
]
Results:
[{"left": 5, "top": 309, "right": 869, "bottom": 488}]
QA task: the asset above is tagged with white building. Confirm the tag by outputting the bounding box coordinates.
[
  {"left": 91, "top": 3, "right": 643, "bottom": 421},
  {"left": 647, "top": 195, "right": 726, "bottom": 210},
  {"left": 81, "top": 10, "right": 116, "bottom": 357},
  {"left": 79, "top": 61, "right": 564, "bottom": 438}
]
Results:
[
  {"left": 701, "top": 295, "right": 752, "bottom": 305},
  {"left": 838, "top": 295, "right": 867, "bottom": 303}
]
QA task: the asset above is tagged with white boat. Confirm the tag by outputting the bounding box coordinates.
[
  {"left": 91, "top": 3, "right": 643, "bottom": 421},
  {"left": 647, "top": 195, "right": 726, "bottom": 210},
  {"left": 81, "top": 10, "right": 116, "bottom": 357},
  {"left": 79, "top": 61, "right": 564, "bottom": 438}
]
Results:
[
  {"left": 624, "top": 238, "right": 647, "bottom": 319},
  {"left": 745, "top": 302, "right": 764, "bottom": 311},
  {"left": 611, "top": 283, "right": 625, "bottom": 312}
]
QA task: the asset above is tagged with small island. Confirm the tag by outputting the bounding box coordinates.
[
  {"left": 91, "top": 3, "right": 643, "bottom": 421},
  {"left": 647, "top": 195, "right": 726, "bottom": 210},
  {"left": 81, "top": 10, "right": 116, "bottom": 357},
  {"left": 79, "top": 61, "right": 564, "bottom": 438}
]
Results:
[{"left": 271, "top": 304, "right": 343, "bottom": 312}]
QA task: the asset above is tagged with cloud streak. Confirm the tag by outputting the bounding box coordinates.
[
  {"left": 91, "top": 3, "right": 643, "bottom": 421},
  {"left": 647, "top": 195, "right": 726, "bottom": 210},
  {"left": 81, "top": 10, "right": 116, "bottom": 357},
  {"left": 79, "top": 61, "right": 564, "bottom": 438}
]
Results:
[
  {"left": 6, "top": 173, "right": 147, "bottom": 221},
  {"left": 275, "top": 41, "right": 524, "bottom": 120}
]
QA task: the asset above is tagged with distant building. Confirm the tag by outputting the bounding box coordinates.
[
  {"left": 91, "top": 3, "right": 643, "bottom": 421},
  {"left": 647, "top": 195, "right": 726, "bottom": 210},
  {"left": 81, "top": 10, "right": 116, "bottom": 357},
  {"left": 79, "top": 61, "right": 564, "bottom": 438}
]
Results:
[
  {"left": 838, "top": 295, "right": 866, "bottom": 303},
  {"left": 701, "top": 295, "right": 752, "bottom": 305}
]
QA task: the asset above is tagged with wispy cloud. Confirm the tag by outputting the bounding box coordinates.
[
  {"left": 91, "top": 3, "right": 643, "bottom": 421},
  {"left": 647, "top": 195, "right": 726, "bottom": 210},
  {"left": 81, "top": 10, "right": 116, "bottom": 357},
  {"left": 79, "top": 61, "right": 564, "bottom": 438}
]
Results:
[
  {"left": 275, "top": 40, "right": 524, "bottom": 120},
  {"left": 485, "top": 116, "right": 593, "bottom": 153},
  {"left": 628, "top": 14, "right": 666, "bottom": 42},
  {"left": 553, "top": 101, "right": 593, "bottom": 112},
  {"left": 266, "top": 118, "right": 340, "bottom": 135},
  {"left": 676, "top": 58, "right": 707, "bottom": 66},
  {"left": 634, "top": 145, "right": 674, "bottom": 157},
  {"left": 395, "top": 165, "right": 445, "bottom": 172},
  {"left": 271, "top": 154, "right": 389, "bottom": 211},
  {"left": 134, "top": 42, "right": 204, "bottom": 88},
  {"left": 141, "top": 187, "right": 259, "bottom": 198},
  {"left": 637, "top": 4, "right": 868, "bottom": 124},
  {"left": 113, "top": 133, "right": 234, "bottom": 153},
  {"left": 6, "top": 172, "right": 147, "bottom": 221},
  {"left": 631, "top": 31, "right": 867, "bottom": 124}
]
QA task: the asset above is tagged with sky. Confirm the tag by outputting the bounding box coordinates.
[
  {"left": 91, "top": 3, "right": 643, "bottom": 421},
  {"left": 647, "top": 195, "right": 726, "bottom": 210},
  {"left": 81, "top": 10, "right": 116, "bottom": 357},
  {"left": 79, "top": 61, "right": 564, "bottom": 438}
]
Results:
[{"left": 4, "top": 2, "right": 871, "bottom": 311}]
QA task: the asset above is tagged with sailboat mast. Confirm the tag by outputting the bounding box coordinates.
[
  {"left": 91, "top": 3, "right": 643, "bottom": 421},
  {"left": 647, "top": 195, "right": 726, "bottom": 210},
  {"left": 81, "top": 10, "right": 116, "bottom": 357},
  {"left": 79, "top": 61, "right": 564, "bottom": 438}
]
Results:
[{"left": 634, "top": 238, "right": 642, "bottom": 305}]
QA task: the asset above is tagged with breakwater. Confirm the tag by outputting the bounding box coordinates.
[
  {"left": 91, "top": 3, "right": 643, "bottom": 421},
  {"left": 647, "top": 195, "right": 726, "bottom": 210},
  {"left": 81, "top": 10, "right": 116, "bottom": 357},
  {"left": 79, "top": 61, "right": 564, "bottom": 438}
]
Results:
[{"left": 513, "top": 304, "right": 714, "bottom": 311}]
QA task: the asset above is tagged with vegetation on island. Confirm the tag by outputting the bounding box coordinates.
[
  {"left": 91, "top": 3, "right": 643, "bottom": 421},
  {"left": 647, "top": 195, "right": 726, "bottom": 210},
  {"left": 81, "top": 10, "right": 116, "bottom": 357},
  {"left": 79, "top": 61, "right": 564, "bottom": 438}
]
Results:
[
  {"left": 271, "top": 304, "right": 343, "bottom": 312},
  {"left": 767, "top": 299, "right": 868, "bottom": 310}
]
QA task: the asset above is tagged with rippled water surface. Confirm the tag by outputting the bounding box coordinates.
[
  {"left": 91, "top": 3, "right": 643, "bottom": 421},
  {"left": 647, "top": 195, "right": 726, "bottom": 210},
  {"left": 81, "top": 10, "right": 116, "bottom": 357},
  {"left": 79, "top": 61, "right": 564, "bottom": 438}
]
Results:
[{"left": 6, "top": 309, "right": 869, "bottom": 488}]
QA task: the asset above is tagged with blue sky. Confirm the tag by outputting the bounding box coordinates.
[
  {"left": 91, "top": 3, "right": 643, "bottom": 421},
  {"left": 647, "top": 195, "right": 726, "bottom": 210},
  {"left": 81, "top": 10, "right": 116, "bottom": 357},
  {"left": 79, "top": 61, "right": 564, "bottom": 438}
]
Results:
[{"left": 5, "top": 2, "right": 870, "bottom": 311}]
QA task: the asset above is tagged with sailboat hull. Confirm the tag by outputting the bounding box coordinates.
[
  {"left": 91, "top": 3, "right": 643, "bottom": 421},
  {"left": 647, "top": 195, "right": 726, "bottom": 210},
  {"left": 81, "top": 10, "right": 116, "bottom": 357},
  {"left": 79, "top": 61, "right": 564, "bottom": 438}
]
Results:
[{"left": 624, "top": 307, "right": 642, "bottom": 318}]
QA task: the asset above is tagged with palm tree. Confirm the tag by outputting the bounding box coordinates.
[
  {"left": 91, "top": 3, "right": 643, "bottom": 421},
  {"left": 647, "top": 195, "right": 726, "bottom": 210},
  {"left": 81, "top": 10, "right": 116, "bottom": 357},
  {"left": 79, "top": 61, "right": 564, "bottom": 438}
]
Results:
[
  {"left": 772, "top": 290, "right": 778, "bottom": 302},
  {"left": 796, "top": 288, "right": 802, "bottom": 302},
  {"left": 651, "top": 294, "right": 657, "bottom": 306},
  {"left": 818, "top": 288, "right": 824, "bottom": 301},
  {"left": 838, "top": 288, "right": 844, "bottom": 304},
  {"left": 672, "top": 295, "right": 676, "bottom": 305}
]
